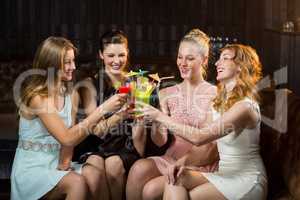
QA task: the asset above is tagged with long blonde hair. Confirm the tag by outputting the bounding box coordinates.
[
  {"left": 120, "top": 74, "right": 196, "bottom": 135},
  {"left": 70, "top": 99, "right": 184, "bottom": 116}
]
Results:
[
  {"left": 180, "top": 28, "right": 210, "bottom": 78},
  {"left": 213, "top": 44, "right": 262, "bottom": 112},
  {"left": 20, "top": 36, "right": 77, "bottom": 107}
]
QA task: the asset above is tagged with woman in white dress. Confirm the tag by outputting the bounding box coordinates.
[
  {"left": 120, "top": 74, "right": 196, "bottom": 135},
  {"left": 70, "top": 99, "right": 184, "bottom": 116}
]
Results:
[
  {"left": 138, "top": 44, "right": 268, "bottom": 200},
  {"left": 11, "top": 36, "right": 127, "bottom": 200}
]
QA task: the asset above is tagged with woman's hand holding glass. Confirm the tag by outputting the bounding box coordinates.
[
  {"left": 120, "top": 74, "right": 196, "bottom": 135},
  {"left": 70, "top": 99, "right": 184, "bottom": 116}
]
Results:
[
  {"left": 134, "top": 101, "right": 163, "bottom": 122},
  {"left": 102, "top": 93, "right": 128, "bottom": 114}
]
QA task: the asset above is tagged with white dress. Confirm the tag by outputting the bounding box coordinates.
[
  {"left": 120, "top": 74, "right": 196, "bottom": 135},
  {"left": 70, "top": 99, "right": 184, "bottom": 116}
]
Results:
[
  {"left": 11, "top": 95, "right": 82, "bottom": 200},
  {"left": 202, "top": 98, "right": 268, "bottom": 200}
]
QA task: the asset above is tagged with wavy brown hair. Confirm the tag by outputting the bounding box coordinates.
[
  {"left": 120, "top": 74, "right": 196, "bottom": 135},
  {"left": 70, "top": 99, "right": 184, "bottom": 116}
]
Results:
[
  {"left": 20, "top": 36, "right": 77, "bottom": 108},
  {"left": 213, "top": 44, "right": 262, "bottom": 112}
]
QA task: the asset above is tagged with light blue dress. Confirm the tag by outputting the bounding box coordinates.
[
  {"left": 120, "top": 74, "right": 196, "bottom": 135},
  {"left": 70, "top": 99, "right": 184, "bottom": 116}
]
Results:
[{"left": 11, "top": 95, "right": 82, "bottom": 200}]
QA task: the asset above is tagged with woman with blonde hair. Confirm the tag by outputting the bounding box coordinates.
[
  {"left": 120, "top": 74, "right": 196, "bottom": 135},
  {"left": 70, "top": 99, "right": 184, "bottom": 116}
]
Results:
[
  {"left": 139, "top": 44, "right": 268, "bottom": 200},
  {"left": 11, "top": 36, "right": 127, "bottom": 200},
  {"left": 126, "top": 28, "right": 219, "bottom": 200}
]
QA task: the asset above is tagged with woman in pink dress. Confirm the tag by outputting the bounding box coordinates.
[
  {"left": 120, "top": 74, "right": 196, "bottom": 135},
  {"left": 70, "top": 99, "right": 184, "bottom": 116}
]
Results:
[
  {"left": 126, "top": 29, "right": 219, "bottom": 200},
  {"left": 140, "top": 44, "right": 267, "bottom": 200}
]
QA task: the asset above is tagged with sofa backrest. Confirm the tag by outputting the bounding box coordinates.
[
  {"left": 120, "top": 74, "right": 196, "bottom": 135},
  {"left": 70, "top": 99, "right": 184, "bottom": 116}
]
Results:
[{"left": 260, "top": 89, "right": 300, "bottom": 199}]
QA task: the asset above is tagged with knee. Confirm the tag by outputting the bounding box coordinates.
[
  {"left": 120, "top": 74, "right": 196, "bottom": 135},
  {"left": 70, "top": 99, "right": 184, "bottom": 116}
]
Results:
[
  {"left": 143, "top": 181, "right": 162, "bottom": 200},
  {"left": 127, "top": 159, "right": 153, "bottom": 183},
  {"left": 83, "top": 155, "right": 106, "bottom": 180},
  {"left": 105, "top": 156, "right": 126, "bottom": 179},
  {"left": 72, "top": 173, "right": 87, "bottom": 188},
  {"left": 65, "top": 172, "right": 88, "bottom": 191},
  {"left": 85, "top": 155, "right": 105, "bottom": 172},
  {"left": 82, "top": 163, "right": 105, "bottom": 183}
]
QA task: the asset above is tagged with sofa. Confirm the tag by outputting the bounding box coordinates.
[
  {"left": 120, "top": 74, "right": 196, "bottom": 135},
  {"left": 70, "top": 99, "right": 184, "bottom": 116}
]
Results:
[
  {"left": 0, "top": 61, "right": 300, "bottom": 200},
  {"left": 260, "top": 88, "right": 300, "bottom": 200}
]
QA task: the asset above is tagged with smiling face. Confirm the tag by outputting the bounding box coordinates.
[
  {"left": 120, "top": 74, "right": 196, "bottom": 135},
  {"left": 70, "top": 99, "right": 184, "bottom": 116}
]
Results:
[
  {"left": 61, "top": 49, "right": 76, "bottom": 81},
  {"left": 215, "top": 49, "right": 240, "bottom": 84},
  {"left": 100, "top": 43, "right": 128, "bottom": 75},
  {"left": 177, "top": 41, "right": 207, "bottom": 80}
]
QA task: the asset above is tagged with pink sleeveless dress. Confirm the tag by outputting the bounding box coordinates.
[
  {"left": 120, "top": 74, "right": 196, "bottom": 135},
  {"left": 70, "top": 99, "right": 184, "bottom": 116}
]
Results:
[{"left": 149, "top": 81, "right": 218, "bottom": 175}]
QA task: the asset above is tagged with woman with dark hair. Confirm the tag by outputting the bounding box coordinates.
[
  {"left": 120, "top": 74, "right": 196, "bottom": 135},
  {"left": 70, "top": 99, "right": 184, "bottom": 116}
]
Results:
[{"left": 76, "top": 29, "right": 171, "bottom": 200}]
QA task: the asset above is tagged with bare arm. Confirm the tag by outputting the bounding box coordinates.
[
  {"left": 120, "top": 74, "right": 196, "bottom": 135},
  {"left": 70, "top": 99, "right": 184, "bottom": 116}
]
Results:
[
  {"left": 131, "top": 88, "right": 172, "bottom": 156},
  {"left": 79, "top": 78, "right": 127, "bottom": 137},
  {"left": 150, "top": 88, "right": 170, "bottom": 146},
  {"left": 158, "top": 101, "right": 259, "bottom": 146},
  {"left": 142, "top": 100, "right": 259, "bottom": 146},
  {"left": 30, "top": 92, "right": 126, "bottom": 147},
  {"left": 129, "top": 88, "right": 171, "bottom": 156},
  {"left": 57, "top": 90, "right": 80, "bottom": 170},
  {"left": 132, "top": 120, "right": 147, "bottom": 156},
  {"left": 92, "top": 110, "right": 126, "bottom": 137}
]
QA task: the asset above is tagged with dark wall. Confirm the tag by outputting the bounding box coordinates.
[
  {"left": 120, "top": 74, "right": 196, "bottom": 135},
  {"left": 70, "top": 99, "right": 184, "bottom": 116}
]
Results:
[
  {"left": 1, "top": 0, "right": 249, "bottom": 61},
  {"left": 262, "top": 0, "right": 300, "bottom": 95},
  {"left": 2, "top": 0, "right": 299, "bottom": 95}
]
